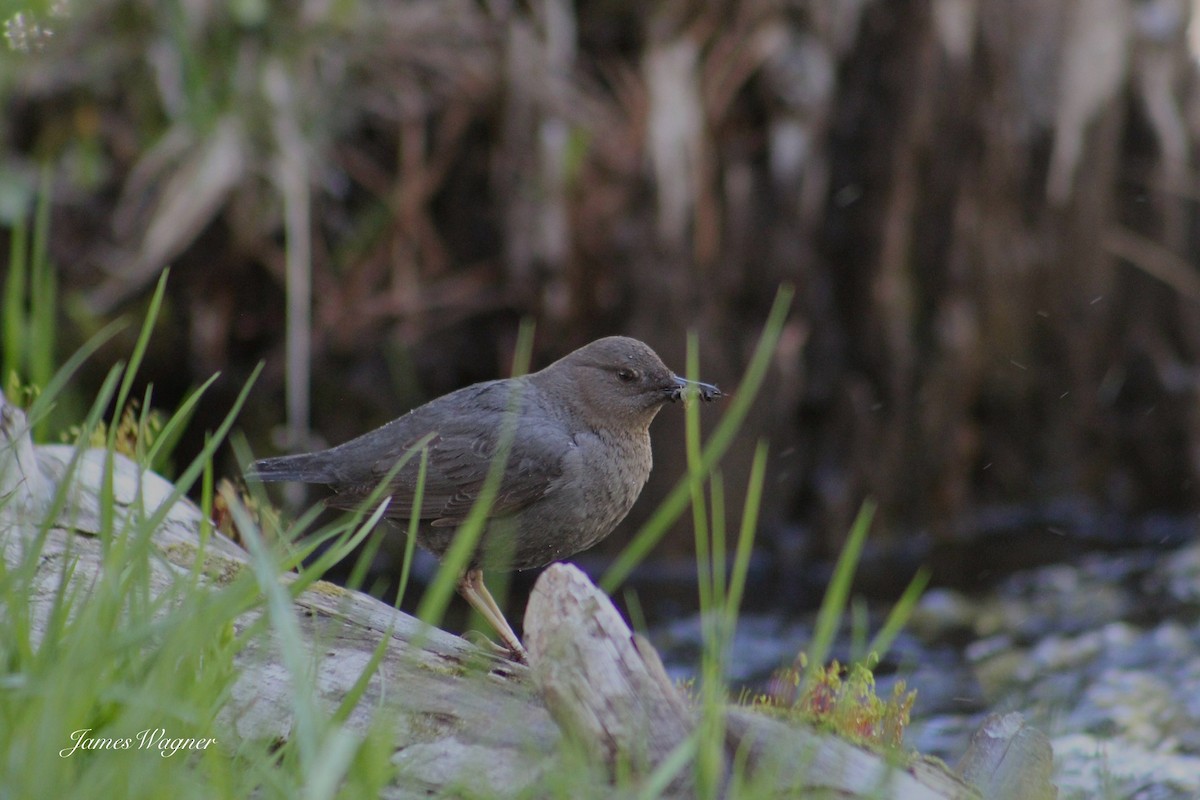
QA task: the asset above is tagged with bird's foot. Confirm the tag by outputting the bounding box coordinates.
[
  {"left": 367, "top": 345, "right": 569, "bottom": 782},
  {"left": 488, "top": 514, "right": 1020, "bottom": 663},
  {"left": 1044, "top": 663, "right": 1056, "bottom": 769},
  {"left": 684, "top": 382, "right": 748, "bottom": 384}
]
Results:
[{"left": 463, "top": 630, "right": 528, "bottom": 664}]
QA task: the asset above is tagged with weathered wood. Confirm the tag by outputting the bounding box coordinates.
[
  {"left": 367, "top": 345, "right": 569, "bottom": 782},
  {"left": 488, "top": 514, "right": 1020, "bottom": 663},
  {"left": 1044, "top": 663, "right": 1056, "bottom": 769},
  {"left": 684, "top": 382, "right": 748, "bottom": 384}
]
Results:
[
  {"left": 525, "top": 562, "right": 698, "bottom": 794},
  {"left": 0, "top": 389, "right": 1057, "bottom": 798},
  {"left": 0, "top": 394, "right": 47, "bottom": 513},
  {"left": 526, "top": 562, "right": 992, "bottom": 799}
]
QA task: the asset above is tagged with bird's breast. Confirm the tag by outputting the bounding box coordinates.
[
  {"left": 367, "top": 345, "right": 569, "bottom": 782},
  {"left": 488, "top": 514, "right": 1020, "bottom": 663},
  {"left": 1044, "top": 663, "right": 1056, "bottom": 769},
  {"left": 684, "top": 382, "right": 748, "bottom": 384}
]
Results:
[
  {"left": 466, "top": 425, "right": 653, "bottom": 571},
  {"left": 572, "top": 426, "right": 652, "bottom": 535}
]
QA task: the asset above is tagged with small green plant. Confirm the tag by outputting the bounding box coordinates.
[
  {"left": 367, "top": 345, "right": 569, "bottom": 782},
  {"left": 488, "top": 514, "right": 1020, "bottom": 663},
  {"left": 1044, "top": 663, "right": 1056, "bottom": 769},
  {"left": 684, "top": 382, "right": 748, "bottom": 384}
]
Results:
[
  {"left": 755, "top": 656, "right": 917, "bottom": 750},
  {"left": 59, "top": 399, "right": 163, "bottom": 459},
  {"left": 736, "top": 499, "right": 928, "bottom": 764}
]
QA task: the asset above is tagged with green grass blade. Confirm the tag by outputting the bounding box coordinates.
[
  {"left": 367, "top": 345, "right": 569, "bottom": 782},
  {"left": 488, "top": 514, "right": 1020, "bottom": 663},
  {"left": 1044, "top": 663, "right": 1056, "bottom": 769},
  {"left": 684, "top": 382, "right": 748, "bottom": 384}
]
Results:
[
  {"left": 199, "top": 431, "right": 214, "bottom": 545},
  {"left": 108, "top": 268, "right": 169, "bottom": 451},
  {"left": 24, "top": 317, "right": 127, "bottom": 433},
  {"left": 136, "top": 362, "right": 262, "bottom": 539},
  {"left": 805, "top": 499, "right": 875, "bottom": 677},
  {"left": 330, "top": 626, "right": 392, "bottom": 727},
  {"left": 685, "top": 333, "right": 712, "bottom": 626},
  {"left": 3, "top": 216, "right": 28, "bottom": 390},
  {"left": 38, "top": 364, "right": 124, "bottom": 532},
  {"left": 708, "top": 468, "right": 727, "bottom": 628},
  {"left": 135, "top": 383, "right": 155, "bottom": 465},
  {"left": 724, "top": 439, "right": 768, "bottom": 631},
  {"left": 303, "top": 729, "right": 361, "bottom": 800},
  {"left": 226, "top": 491, "right": 321, "bottom": 765},
  {"left": 280, "top": 429, "right": 433, "bottom": 588},
  {"left": 28, "top": 166, "right": 54, "bottom": 401},
  {"left": 866, "top": 566, "right": 931, "bottom": 660},
  {"left": 394, "top": 446, "right": 428, "bottom": 607},
  {"left": 344, "top": 520, "right": 388, "bottom": 593},
  {"left": 144, "top": 372, "right": 220, "bottom": 474},
  {"left": 636, "top": 731, "right": 698, "bottom": 800},
  {"left": 292, "top": 497, "right": 393, "bottom": 597}
]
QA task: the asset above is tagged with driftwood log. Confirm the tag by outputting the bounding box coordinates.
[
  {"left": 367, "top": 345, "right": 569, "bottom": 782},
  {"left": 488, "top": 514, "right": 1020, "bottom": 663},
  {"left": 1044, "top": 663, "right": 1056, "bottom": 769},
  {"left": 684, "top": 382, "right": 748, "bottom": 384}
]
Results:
[{"left": 0, "top": 391, "right": 1055, "bottom": 799}]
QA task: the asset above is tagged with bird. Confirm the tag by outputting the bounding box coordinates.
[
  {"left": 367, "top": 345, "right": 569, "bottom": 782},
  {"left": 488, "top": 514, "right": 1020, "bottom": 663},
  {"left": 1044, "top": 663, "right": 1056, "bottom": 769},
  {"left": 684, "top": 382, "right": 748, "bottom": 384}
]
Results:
[{"left": 245, "top": 336, "right": 721, "bottom": 662}]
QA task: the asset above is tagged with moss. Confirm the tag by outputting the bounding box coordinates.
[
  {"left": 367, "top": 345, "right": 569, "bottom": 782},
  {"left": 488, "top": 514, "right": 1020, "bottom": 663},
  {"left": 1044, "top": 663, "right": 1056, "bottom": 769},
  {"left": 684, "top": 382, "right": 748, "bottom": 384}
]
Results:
[
  {"left": 306, "top": 579, "right": 348, "bottom": 599},
  {"left": 751, "top": 656, "right": 918, "bottom": 754},
  {"left": 405, "top": 710, "right": 464, "bottom": 741},
  {"left": 416, "top": 658, "right": 470, "bottom": 679},
  {"left": 60, "top": 400, "right": 163, "bottom": 460},
  {"left": 157, "top": 541, "right": 245, "bottom": 585}
]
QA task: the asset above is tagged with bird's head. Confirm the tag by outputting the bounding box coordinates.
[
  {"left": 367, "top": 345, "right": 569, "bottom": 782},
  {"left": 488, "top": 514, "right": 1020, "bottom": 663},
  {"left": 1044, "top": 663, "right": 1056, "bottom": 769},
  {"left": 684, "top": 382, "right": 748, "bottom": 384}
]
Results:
[{"left": 539, "top": 336, "right": 721, "bottom": 429}]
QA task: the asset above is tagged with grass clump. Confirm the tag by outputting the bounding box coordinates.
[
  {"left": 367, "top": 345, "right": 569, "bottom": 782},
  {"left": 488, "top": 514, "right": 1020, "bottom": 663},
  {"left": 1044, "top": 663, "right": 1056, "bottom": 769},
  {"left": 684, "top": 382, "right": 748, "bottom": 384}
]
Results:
[{"left": 0, "top": 249, "right": 402, "bottom": 798}]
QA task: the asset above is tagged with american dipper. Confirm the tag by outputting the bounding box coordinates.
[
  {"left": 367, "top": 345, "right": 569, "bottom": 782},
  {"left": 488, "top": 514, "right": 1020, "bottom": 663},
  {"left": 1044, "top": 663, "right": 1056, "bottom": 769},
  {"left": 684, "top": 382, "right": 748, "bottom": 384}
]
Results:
[{"left": 245, "top": 336, "right": 721, "bottom": 662}]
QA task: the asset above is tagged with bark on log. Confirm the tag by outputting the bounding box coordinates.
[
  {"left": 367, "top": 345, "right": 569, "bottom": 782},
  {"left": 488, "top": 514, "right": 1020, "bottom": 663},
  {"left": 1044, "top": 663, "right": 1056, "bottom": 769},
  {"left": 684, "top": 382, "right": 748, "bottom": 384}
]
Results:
[{"left": 0, "top": 390, "right": 1055, "bottom": 799}]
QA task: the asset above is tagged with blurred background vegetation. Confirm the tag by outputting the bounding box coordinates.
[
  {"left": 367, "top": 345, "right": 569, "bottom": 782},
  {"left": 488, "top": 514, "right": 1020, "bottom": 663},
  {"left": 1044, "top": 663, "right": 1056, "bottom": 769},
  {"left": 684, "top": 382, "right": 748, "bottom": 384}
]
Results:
[{"left": 4, "top": 0, "right": 1199, "bottom": 604}]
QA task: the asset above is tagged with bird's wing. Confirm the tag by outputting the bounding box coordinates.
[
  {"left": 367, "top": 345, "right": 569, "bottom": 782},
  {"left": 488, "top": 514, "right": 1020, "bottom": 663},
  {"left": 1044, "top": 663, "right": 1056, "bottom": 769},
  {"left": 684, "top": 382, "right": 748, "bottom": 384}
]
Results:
[{"left": 323, "top": 383, "right": 570, "bottom": 525}]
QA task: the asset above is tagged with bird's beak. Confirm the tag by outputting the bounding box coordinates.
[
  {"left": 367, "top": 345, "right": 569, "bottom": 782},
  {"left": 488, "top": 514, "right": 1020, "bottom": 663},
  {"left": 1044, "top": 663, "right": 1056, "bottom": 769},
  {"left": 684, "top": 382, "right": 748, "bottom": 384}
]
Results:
[{"left": 667, "top": 375, "right": 722, "bottom": 402}]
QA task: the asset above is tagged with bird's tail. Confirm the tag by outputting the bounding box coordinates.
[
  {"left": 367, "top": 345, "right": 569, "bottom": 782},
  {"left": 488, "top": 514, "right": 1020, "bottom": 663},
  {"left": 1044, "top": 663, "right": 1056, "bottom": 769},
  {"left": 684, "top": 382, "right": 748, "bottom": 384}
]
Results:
[{"left": 244, "top": 452, "right": 336, "bottom": 483}]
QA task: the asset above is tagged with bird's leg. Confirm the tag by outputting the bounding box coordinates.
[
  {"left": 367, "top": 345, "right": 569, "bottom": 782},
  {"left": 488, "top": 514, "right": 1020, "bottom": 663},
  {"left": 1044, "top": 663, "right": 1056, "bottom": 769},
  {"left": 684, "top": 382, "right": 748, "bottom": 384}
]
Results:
[{"left": 456, "top": 568, "right": 528, "bottom": 664}]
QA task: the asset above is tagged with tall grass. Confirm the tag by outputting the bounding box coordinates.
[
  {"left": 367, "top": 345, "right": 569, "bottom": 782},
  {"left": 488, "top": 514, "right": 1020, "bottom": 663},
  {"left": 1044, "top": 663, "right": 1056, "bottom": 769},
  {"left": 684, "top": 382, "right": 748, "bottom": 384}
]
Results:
[
  {"left": 1, "top": 363, "right": 405, "bottom": 800},
  {"left": 676, "top": 328, "right": 772, "bottom": 796},
  {"left": 0, "top": 214, "right": 405, "bottom": 797},
  {"left": 3, "top": 168, "right": 59, "bottom": 440}
]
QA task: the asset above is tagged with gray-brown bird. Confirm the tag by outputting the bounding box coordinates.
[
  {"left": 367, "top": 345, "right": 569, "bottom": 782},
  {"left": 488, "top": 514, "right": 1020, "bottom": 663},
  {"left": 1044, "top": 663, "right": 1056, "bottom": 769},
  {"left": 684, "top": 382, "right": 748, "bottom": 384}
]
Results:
[{"left": 245, "top": 336, "right": 720, "bottom": 661}]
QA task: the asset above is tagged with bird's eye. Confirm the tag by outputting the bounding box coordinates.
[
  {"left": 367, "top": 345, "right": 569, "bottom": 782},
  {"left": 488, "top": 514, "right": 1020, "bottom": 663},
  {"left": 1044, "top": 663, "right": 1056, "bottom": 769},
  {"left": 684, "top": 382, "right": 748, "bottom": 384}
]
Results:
[{"left": 616, "top": 368, "right": 640, "bottom": 383}]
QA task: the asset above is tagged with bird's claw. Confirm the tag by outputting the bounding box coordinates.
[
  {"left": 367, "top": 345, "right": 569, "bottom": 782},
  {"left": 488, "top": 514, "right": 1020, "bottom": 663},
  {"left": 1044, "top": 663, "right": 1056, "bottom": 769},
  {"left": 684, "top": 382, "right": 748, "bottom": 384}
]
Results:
[{"left": 463, "top": 630, "right": 528, "bottom": 664}]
